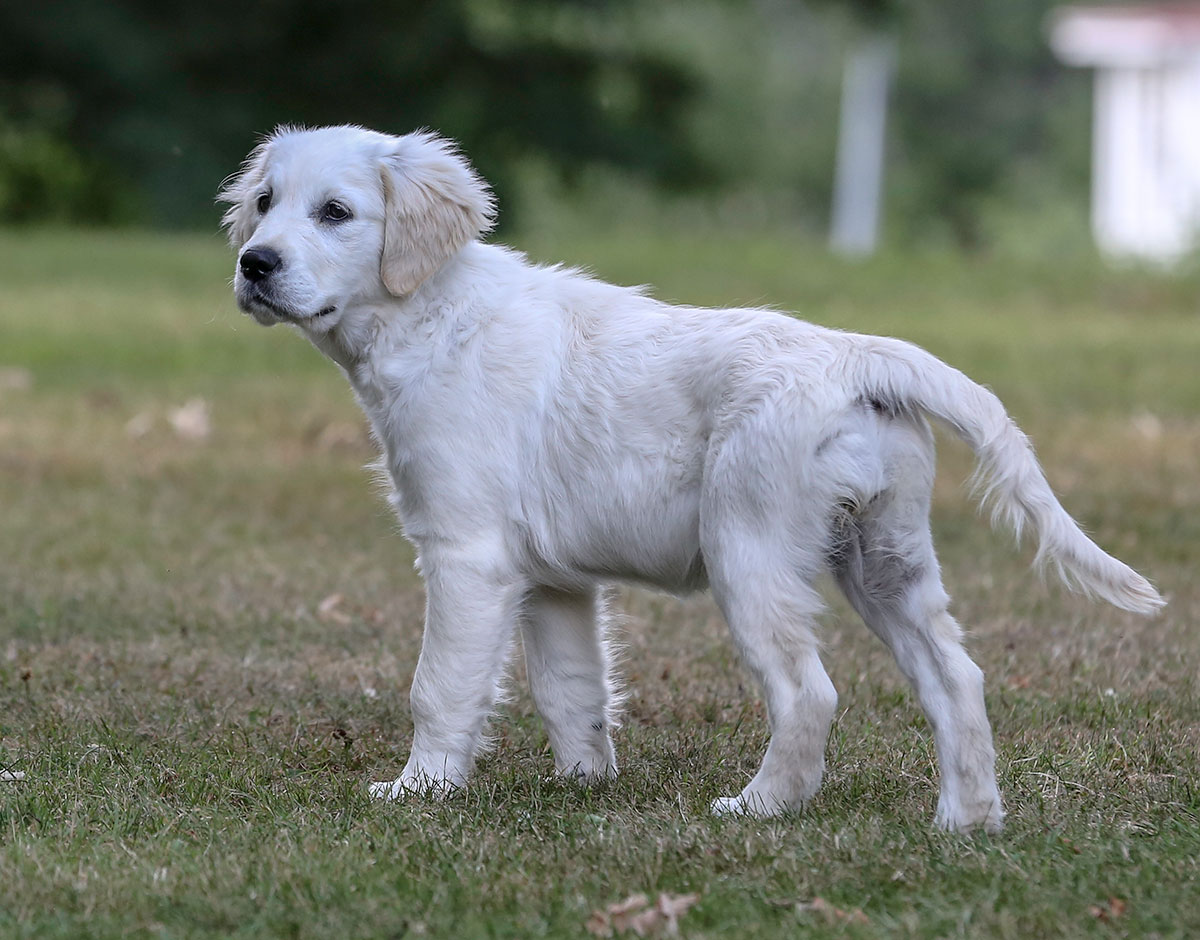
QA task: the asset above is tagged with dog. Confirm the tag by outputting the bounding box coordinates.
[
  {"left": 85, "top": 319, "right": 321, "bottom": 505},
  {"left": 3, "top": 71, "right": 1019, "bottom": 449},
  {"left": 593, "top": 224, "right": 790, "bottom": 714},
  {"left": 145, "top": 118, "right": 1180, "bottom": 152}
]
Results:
[{"left": 219, "top": 125, "right": 1163, "bottom": 832}]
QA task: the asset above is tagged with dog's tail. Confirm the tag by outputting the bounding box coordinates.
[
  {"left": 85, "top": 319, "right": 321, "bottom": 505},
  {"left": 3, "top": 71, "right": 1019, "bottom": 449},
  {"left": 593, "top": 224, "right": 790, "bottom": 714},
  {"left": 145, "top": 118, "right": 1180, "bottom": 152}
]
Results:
[{"left": 849, "top": 335, "right": 1164, "bottom": 614}]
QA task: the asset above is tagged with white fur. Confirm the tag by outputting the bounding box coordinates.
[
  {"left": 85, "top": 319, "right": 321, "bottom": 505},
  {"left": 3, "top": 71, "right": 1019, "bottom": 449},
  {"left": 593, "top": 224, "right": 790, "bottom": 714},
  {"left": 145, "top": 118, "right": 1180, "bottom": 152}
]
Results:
[{"left": 220, "top": 125, "right": 1164, "bottom": 832}]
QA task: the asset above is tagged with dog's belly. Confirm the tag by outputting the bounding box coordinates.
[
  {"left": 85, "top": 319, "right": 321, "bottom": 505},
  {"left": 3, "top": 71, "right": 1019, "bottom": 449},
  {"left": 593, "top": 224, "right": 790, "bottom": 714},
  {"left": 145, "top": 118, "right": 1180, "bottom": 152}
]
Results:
[
  {"left": 524, "top": 458, "right": 708, "bottom": 592},
  {"left": 564, "top": 504, "right": 707, "bottom": 592}
]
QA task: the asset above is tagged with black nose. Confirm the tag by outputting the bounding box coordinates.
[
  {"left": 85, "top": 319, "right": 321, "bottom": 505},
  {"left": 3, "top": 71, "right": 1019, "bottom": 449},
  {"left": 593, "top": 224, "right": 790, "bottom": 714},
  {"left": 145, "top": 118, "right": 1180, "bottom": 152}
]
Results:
[{"left": 239, "top": 247, "right": 282, "bottom": 282}]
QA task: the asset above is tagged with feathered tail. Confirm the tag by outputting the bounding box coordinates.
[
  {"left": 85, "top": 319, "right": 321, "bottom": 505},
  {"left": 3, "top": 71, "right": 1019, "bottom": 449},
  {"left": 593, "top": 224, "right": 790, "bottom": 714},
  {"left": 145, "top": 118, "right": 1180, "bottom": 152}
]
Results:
[{"left": 851, "top": 336, "right": 1164, "bottom": 614}]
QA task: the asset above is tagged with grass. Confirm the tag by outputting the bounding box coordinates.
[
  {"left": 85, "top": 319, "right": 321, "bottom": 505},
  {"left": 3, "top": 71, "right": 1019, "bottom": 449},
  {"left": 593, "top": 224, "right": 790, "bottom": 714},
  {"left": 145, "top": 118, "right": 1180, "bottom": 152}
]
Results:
[{"left": 1, "top": 226, "right": 1199, "bottom": 938}]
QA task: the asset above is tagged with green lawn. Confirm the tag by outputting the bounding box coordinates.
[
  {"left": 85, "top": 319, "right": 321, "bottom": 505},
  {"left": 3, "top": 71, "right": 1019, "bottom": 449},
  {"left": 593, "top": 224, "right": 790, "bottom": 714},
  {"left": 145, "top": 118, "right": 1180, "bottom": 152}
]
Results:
[{"left": 1, "top": 228, "right": 1198, "bottom": 938}]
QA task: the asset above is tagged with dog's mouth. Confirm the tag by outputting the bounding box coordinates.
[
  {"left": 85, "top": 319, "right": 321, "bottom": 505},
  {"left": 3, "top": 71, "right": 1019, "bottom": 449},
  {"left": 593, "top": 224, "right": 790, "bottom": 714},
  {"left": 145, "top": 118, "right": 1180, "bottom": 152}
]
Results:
[
  {"left": 239, "top": 288, "right": 336, "bottom": 325},
  {"left": 300, "top": 304, "right": 339, "bottom": 328}
]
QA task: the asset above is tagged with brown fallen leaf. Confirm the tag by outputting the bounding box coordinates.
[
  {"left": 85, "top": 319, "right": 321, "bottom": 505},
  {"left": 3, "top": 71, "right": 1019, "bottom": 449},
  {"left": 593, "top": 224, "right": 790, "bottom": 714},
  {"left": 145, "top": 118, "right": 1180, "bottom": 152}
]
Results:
[
  {"left": 799, "top": 897, "right": 870, "bottom": 925},
  {"left": 1088, "top": 897, "right": 1127, "bottom": 922},
  {"left": 586, "top": 892, "right": 700, "bottom": 937},
  {"left": 585, "top": 911, "right": 611, "bottom": 937},
  {"left": 168, "top": 398, "right": 211, "bottom": 441},
  {"left": 314, "top": 421, "right": 369, "bottom": 453},
  {"left": 1131, "top": 410, "right": 1162, "bottom": 442},
  {"left": 0, "top": 367, "right": 33, "bottom": 392},
  {"left": 125, "top": 411, "right": 156, "bottom": 439},
  {"left": 640, "top": 893, "right": 700, "bottom": 936},
  {"left": 317, "top": 593, "right": 352, "bottom": 625},
  {"left": 359, "top": 605, "right": 386, "bottom": 626}
]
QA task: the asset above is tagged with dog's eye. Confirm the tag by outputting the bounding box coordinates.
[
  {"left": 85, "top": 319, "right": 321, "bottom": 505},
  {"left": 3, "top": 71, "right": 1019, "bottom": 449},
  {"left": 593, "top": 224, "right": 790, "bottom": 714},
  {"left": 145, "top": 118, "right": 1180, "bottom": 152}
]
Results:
[
  {"left": 321, "top": 201, "right": 352, "bottom": 224},
  {"left": 256, "top": 191, "right": 271, "bottom": 214}
]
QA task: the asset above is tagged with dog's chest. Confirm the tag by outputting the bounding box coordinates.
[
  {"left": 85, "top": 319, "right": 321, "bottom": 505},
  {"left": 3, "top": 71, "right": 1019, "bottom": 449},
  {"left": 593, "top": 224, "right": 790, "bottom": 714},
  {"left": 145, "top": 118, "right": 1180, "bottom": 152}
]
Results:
[{"left": 350, "top": 356, "right": 491, "bottom": 524}]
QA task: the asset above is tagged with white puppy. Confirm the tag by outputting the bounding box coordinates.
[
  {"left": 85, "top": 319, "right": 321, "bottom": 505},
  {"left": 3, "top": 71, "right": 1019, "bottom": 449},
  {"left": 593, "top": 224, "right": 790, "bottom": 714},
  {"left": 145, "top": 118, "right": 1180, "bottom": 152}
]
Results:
[{"left": 220, "top": 125, "right": 1163, "bottom": 831}]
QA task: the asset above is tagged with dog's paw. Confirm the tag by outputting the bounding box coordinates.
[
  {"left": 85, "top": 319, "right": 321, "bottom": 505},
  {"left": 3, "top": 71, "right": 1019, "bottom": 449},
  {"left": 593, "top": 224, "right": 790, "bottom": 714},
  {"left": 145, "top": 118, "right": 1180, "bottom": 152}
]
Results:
[
  {"left": 368, "top": 779, "right": 408, "bottom": 802},
  {"left": 557, "top": 758, "right": 617, "bottom": 785},
  {"left": 710, "top": 775, "right": 806, "bottom": 818},
  {"left": 934, "top": 798, "right": 1005, "bottom": 834},
  {"left": 368, "top": 771, "right": 462, "bottom": 802},
  {"left": 710, "top": 791, "right": 784, "bottom": 817}
]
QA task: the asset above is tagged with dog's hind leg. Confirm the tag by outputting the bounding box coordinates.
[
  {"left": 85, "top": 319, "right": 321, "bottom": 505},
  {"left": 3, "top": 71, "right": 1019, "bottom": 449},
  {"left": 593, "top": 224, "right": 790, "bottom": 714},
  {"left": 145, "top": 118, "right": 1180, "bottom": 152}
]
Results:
[
  {"left": 832, "top": 427, "right": 1003, "bottom": 832},
  {"left": 521, "top": 585, "right": 618, "bottom": 782},
  {"left": 704, "top": 522, "right": 838, "bottom": 817}
]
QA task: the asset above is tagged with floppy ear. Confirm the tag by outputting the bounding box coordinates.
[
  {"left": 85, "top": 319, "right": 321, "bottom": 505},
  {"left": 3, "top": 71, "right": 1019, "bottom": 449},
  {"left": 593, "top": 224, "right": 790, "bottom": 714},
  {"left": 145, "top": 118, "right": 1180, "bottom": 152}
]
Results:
[
  {"left": 217, "top": 138, "right": 271, "bottom": 249},
  {"left": 379, "top": 132, "right": 496, "bottom": 296}
]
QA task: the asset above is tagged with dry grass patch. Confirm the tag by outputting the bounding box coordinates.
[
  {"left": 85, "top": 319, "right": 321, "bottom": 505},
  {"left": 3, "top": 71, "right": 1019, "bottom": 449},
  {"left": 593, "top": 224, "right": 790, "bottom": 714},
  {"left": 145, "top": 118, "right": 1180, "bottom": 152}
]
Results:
[{"left": 1, "top": 229, "right": 1198, "bottom": 938}]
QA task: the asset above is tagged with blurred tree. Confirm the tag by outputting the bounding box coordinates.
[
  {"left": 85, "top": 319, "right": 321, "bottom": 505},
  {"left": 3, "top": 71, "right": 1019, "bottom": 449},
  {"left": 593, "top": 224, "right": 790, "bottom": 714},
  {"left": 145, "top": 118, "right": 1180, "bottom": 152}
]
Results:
[
  {"left": 0, "top": 0, "right": 705, "bottom": 227},
  {"left": 821, "top": 0, "right": 1087, "bottom": 249},
  {"left": 890, "top": 0, "right": 1077, "bottom": 248},
  {"left": 0, "top": 0, "right": 1094, "bottom": 248},
  {"left": 0, "top": 111, "right": 132, "bottom": 223}
]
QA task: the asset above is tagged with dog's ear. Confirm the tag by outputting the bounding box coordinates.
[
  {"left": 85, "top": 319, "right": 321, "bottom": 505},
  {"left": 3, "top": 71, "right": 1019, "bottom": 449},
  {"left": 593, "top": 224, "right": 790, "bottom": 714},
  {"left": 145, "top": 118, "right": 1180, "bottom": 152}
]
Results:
[
  {"left": 217, "top": 137, "right": 272, "bottom": 250},
  {"left": 379, "top": 132, "right": 496, "bottom": 297}
]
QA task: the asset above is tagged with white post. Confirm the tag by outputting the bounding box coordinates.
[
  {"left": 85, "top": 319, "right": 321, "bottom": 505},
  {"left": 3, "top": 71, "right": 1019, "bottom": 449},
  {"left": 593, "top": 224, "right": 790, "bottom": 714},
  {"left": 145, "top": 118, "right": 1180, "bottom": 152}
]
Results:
[
  {"left": 831, "top": 33, "right": 896, "bottom": 257},
  {"left": 1091, "top": 67, "right": 1148, "bottom": 257}
]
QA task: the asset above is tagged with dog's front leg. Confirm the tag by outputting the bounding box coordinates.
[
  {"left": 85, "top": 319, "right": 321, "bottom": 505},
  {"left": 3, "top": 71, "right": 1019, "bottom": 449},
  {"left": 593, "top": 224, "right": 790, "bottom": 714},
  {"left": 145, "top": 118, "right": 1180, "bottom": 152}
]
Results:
[
  {"left": 521, "top": 585, "right": 618, "bottom": 782},
  {"left": 370, "top": 552, "right": 525, "bottom": 801}
]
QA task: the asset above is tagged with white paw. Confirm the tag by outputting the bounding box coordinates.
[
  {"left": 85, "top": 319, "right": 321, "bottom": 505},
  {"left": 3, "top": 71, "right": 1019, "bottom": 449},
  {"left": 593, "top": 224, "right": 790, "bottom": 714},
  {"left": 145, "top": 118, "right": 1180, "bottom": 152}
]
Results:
[
  {"left": 934, "top": 796, "right": 1005, "bottom": 833},
  {"left": 368, "top": 779, "right": 406, "bottom": 802},
  {"left": 368, "top": 771, "right": 462, "bottom": 802},
  {"left": 710, "top": 791, "right": 784, "bottom": 817},
  {"left": 558, "top": 758, "right": 618, "bottom": 784}
]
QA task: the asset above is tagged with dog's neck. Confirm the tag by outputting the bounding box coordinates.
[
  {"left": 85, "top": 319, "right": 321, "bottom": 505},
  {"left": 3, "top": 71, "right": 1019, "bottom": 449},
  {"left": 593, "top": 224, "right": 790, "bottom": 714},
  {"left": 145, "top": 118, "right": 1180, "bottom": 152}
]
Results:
[
  {"left": 306, "top": 311, "right": 378, "bottom": 372},
  {"left": 309, "top": 244, "right": 493, "bottom": 372}
]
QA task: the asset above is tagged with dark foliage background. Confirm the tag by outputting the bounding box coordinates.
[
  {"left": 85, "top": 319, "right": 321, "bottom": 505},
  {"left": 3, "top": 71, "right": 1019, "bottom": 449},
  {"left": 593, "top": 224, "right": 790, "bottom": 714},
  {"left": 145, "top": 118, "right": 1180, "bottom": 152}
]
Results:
[
  {"left": 1, "top": 0, "right": 703, "bottom": 228},
  {"left": 1, "top": 0, "right": 1093, "bottom": 249}
]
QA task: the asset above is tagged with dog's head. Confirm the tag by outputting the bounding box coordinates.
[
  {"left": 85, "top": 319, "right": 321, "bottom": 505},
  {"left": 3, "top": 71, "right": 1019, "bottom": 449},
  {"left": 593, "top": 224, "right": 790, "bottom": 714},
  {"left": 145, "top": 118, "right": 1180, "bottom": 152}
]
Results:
[{"left": 219, "top": 125, "right": 495, "bottom": 333}]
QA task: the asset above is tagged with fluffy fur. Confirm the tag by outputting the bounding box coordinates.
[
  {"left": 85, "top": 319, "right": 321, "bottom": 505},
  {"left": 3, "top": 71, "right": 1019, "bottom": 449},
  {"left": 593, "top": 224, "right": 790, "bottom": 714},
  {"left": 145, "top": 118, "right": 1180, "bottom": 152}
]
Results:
[{"left": 220, "top": 125, "right": 1164, "bottom": 832}]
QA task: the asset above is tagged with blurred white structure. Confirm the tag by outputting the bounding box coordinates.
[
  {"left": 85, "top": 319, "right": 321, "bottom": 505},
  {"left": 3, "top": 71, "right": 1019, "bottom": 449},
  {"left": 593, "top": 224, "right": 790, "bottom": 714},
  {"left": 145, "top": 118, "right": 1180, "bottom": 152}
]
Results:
[
  {"left": 830, "top": 35, "right": 896, "bottom": 257},
  {"left": 1052, "top": 3, "right": 1200, "bottom": 261}
]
